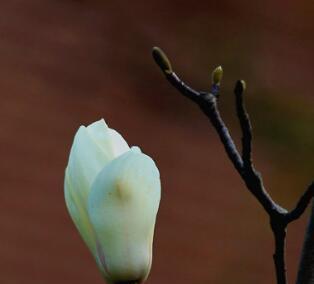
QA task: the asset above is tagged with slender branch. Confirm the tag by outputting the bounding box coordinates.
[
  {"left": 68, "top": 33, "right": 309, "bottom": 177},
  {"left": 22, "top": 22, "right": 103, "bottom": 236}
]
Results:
[
  {"left": 152, "top": 46, "right": 314, "bottom": 284},
  {"left": 272, "top": 222, "right": 287, "bottom": 284},
  {"left": 152, "top": 65, "right": 244, "bottom": 171},
  {"left": 152, "top": 46, "right": 279, "bottom": 215},
  {"left": 286, "top": 182, "right": 314, "bottom": 223},
  {"left": 296, "top": 200, "right": 314, "bottom": 284},
  {"left": 234, "top": 80, "right": 252, "bottom": 170},
  {"left": 166, "top": 73, "right": 201, "bottom": 102},
  {"left": 197, "top": 92, "right": 244, "bottom": 173},
  {"left": 152, "top": 47, "right": 200, "bottom": 102}
]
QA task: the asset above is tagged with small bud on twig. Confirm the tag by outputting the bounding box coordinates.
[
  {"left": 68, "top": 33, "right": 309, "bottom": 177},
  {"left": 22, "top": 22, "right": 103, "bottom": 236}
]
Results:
[
  {"left": 152, "top": 45, "right": 314, "bottom": 284},
  {"left": 212, "top": 66, "right": 223, "bottom": 85},
  {"left": 235, "top": 80, "right": 246, "bottom": 94},
  {"left": 152, "top": 47, "right": 172, "bottom": 74}
]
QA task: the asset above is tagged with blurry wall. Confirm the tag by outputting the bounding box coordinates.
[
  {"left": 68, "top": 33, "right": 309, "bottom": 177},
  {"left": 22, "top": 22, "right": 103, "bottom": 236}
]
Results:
[{"left": 0, "top": 1, "right": 313, "bottom": 283}]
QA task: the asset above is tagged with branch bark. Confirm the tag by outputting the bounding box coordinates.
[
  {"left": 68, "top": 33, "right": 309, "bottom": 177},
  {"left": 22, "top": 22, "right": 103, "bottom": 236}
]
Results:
[
  {"left": 296, "top": 200, "right": 314, "bottom": 284},
  {"left": 152, "top": 46, "right": 314, "bottom": 284}
]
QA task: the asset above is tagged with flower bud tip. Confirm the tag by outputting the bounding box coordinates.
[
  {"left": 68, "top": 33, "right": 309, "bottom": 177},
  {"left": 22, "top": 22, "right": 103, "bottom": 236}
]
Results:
[
  {"left": 212, "top": 66, "right": 223, "bottom": 85},
  {"left": 240, "top": 80, "right": 246, "bottom": 91},
  {"left": 235, "top": 80, "right": 246, "bottom": 93},
  {"left": 152, "top": 47, "right": 172, "bottom": 74}
]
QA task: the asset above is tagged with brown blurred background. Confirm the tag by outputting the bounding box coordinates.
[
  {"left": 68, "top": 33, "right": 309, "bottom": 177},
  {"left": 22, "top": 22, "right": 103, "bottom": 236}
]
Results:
[{"left": 0, "top": 0, "right": 313, "bottom": 283}]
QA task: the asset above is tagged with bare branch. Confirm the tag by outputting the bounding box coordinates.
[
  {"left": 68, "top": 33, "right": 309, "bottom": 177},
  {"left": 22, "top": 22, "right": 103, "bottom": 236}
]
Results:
[
  {"left": 286, "top": 182, "right": 314, "bottom": 223},
  {"left": 234, "top": 80, "right": 253, "bottom": 170},
  {"left": 152, "top": 47, "right": 200, "bottom": 102},
  {"left": 197, "top": 93, "right": 244, "bottom": 173},
  {"left": 296, "top": 200, "right": 314, "bottom": 284},
  {"left": 152, "top": 46, "right": 279, "bottom": 215},
  {"left": 152, "top": 47, "right": 244, "bottom": 172},
  {"left": 152, "top": 46, "right": 314, "bottom": 284},
  {"left": 271, "top": 221, "right": 287, "bottom": 284}
]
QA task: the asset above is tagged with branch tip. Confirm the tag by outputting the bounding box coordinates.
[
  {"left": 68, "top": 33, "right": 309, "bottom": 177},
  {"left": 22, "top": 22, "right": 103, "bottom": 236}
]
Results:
[
  {"left": 152, "top": 47, "right": 172, "bottom": 74},
  {"left": 212, "top": 66, "right": 223, "bottom": 85},
  {"left": 235, "top": 80, "right": 246, "bottom": 94}
]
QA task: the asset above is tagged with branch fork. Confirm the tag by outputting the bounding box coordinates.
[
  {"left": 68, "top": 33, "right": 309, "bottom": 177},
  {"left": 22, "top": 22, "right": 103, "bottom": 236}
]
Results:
[{"left": 152, "top": 46, "right": 314, "bottom": 284}]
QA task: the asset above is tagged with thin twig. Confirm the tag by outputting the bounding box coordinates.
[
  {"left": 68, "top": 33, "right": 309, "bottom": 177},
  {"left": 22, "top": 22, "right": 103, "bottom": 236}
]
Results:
[
  {"left": 271, "top": 219, "right": 287, "bottom": 284},
  {"left": 296, "top": 200, "right": 314, "bottom": 284},
  {"left": 152, "top": 46, "right": 314, "bottom": 284},
  {"left": 234, "top": 80, "right": 252, "bottom": 170},
  {"left": 286, "top": 182, "right": 314, "bottom": 223},
  {"left": 197, "top": 92, "right": 244, "bottom": 173}
]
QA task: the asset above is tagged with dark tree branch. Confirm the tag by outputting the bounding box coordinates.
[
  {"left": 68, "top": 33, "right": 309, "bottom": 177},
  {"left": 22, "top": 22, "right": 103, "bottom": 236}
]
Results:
[
  {"left": 152, "top": 46, "right": 280, "bottom": 215},
  {"left": 166, "top": 72, "right": 201, "bottom": 102},
  {"left": 152, "top": 47, "right": 200, "bottom": 102},
  {"left": 152, "top": 46, "right": 314, "bottom": 284},
  {"left": 234, "top": 80, "right": 253, "bottom": 170},
  {"left": 286, "top": 182, "right": 314, "bottom": 223},
  {"left": 271, "top": 218, "right": 287, "bottom": 284},
  {"left": 197, "top": 92, "right": 244, "bottom": 173},
  {"left": 296, "top": 200, "right": 314, "bottom": 284}
]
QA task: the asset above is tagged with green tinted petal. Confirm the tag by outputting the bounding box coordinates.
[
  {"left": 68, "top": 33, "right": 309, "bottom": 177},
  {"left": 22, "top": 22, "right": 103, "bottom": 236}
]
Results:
[
  {"left": 87, "top": 119, "right": 130, "bottom": 159},
  {"left": 65, "top": 124, "right": 111, "bottom": 254},
  {"left": 88, "top": 151, "right": 161, "bottom": 282}
]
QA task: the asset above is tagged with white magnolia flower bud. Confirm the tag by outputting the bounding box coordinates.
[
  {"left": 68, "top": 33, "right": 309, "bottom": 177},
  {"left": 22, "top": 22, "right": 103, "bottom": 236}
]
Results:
[{"left": 64, "top": 119, "right": 161, "bottom": 284}]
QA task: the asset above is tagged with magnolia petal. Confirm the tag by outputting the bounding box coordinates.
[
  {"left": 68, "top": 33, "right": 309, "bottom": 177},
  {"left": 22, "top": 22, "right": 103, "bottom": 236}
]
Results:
[
  {"left": 65, "top": 172, "right": 97, "bottom": 254},
  {"left": 108, "top": 128, "right": 130, "bottom": 157},
  {"left": 65, "top": 125, "right": 111, "bottom": 254},
  {"left": 87, "top": 119, "right": 130, "bottom": 159},
  {"left": 88, "top": 150, "right": 161, "bottom": 282},
  {"left": 130, "top": 146, "right": 142, "bottom": 153}
]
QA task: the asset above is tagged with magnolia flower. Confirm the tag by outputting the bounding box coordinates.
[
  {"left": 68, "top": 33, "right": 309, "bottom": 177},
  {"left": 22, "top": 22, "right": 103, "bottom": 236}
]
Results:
[{"left": 64, "top": 119, "right": 161, "bottom": 284}]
